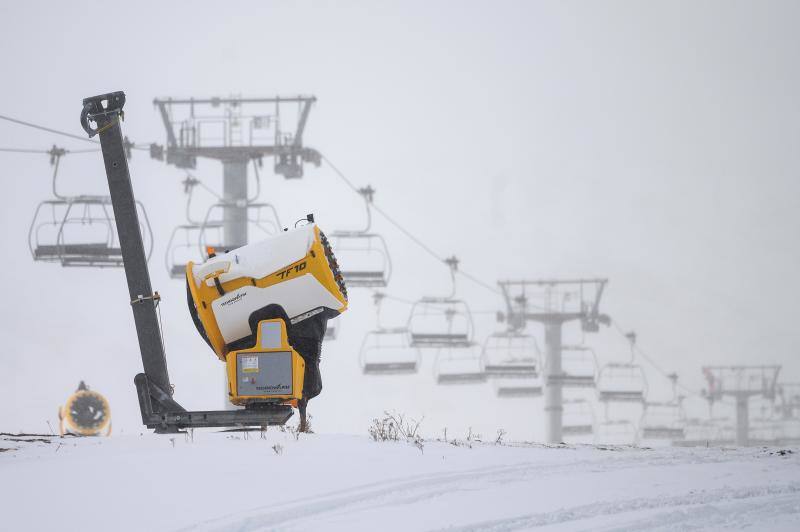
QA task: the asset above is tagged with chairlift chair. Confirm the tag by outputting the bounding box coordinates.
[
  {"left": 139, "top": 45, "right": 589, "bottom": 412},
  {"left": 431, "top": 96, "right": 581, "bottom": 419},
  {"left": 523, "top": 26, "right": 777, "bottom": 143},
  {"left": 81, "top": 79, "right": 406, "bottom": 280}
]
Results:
[
  {"left": 323, "top": 315, "right": 340, "bottom": 342},
  {"left": 482, "top": 331, "right": 543, "bottom": 397},
  {"left": 359, "top": 327, "right": 419, "bottom": 375},
  {"left": 329, "top": 186, "right": 391, "bottom": 288},
  {"left": 594, "top": 419, "right": 638, "bottom": 446},
  {"left": 29, "top": 195, "right": 153, "bottom": 268},
  {"left": 165, "top": 201, "right": 281, "bottom": 279},
  {"left": 597, "top": 362, "right": 648, "bottom": 403},
  {"left": 329, "top": 232, "right": 391, "bottom": 287},
  {"left": 750, "top": 417, "right": 783, "bottom": 445},
  {"left": 547, "top": 345, "right": 598, "bottom": 388},
  {"left": 434, "top": 344, "right": 487, "bottom": 385},
  {"left": 493, "top": 374, "right": 544, "bottom": 397},
  {"left": 482, "top": 331, "right": 541, "bottom": 377},
  {"left": 640, "top": 401, "right": 685, "bottom": 441},
  {"left": 165, "top": 222, "right": 225, "bottom": 279},
  {"left": 681, "top": 417, "right": 733, "bottom": 445},
  {"left": 199, "top": 201, "right": 282, "bottom": 250},
  {"left": 562, "top": 399, "right": 596, "bottom": 436},
  {"left": 408, "top": 298, "right": 474, "bottom": 348}
]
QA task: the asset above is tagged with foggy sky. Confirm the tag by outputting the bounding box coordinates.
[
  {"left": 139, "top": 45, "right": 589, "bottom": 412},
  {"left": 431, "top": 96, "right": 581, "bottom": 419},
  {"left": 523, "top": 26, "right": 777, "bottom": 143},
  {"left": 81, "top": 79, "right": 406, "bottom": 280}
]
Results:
[{"left": 0, "top": 0, "right": 798, "bottom": 440}]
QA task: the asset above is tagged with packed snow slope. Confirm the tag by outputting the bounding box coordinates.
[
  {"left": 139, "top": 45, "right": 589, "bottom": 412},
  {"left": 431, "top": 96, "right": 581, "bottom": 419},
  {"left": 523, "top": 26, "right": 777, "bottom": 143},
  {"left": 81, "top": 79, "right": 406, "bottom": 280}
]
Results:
[{"left": 1, "top": 430, "right": 799, "bottom": 532}]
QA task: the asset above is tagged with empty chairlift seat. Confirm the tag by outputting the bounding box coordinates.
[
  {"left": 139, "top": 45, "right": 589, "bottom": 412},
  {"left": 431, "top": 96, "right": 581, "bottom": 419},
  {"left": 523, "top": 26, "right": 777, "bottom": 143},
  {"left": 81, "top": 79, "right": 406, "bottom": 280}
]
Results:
[
  {"left": 165, "top": 222, "right": 225, "bottom": 279},
  {"left": 408, "top": 298, "right": 473, "bottom": 348},
  {"left": 493, "top": 373, "right": 544, "bottom": 398},
  {"left": 323, "top": 315, "right": 340, "bottom": 342},
  {"left": 595, "top": 419, "right": 638, "bottom": 446},
  {"left": 562, "top": 399, "right": 596, "bottom": 437},
  {"left": 360, "top": 327, "right": 419, "bottom": 375},
  {"left": 29, "top": 196, "right": 153, "bottom": 268},
  {"left": 328, "top": 232, "right": 391, "bottom": 288},
  {"left": 640, "top": 401, "right": 685, "bottom": 441},
  {"left": 328, "top": 186, "right": 391, "bottom": 288},
  {"left": 546, "top": 346, "right": 598, "bottom": 388},
  {"left": 679, "top": 417, "right": 733, "bottom": 446},
  {"left": 435, "top": 345, "right": 487, "bottom": 385},
  {"left": 483, "top": 332, "right": 543, "bottom": 397},
  {"left": 483, "top": 332, "right": 540, "bottom": 377},
  {"left": 597, "top": 363, "right": 647, "bottom": 403}
]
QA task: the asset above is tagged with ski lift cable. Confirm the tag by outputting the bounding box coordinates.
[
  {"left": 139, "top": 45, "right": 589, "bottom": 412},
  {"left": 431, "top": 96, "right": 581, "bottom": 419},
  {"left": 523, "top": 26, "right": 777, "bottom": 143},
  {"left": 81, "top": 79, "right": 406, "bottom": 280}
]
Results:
[
  {"left": 0, "top": 146, "right": 100, "bottom": 154},
  {"left": 322, "top": 155, "right": 501, "bottom": 296},
  {"left": 0, "top": 113, "right": 150, "bottom": 150}
]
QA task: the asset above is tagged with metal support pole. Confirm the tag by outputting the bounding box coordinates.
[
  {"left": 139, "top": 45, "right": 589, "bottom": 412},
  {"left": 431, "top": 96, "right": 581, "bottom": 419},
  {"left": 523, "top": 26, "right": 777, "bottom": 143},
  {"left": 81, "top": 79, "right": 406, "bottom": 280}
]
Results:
[
  {"left": 83, "top": 95, "right": 172, "bottom": 397},
  {"left": 544, "top": 320, "right": 563, "bottom": 444},
  {"left": 222, "top": 158, "right": 249, "bottom": 249},
  {"left": 222, "top": 158, "right": 248, "bottom": 409},
  {"left": 736, "top": 394, "right": 750, "bottom": 446}
]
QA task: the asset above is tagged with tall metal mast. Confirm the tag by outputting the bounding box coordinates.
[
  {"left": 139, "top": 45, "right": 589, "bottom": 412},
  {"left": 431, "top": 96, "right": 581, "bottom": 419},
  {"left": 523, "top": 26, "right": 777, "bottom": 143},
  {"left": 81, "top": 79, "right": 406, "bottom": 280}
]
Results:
[
  {"left": 499, "top": 279, "right": 609, "bottom": 444},
  {"left": 81, "top": 91, "right": 292, "bottom": 432}
]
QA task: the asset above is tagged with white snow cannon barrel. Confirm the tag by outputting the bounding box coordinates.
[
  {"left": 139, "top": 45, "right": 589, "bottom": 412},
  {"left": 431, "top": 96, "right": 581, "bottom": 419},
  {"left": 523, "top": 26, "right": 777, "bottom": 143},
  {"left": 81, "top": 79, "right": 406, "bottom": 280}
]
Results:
[{"left": 186, "top": 222, "right": 348, "bottom": 361}]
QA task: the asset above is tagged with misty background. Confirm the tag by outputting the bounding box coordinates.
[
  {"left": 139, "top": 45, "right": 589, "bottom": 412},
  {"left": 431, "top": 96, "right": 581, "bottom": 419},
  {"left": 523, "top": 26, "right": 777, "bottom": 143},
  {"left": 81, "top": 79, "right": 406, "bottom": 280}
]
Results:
[{"left": 0, "top": 0, "right": 798, "bottom": 441}]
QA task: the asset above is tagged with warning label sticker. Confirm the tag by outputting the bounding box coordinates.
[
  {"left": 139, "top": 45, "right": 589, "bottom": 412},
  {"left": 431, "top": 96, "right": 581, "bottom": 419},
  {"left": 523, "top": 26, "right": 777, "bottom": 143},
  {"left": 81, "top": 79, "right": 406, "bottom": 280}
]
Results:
[{"left": 241, "top": 355, "right": 259, "bottom": 373}]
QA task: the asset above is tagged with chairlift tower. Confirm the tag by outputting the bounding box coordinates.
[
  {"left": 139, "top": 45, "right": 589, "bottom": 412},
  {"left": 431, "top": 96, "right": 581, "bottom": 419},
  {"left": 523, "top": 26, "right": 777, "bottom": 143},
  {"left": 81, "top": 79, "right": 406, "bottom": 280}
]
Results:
[
  {"left": 151, "top": 96, "right": 320, "bottom": 249},
  {"left": 702, "top": 365, "right": 781, "bottom": 446},
  {"left": 499, "top": 279, "right": 609, "bottom": 444}
]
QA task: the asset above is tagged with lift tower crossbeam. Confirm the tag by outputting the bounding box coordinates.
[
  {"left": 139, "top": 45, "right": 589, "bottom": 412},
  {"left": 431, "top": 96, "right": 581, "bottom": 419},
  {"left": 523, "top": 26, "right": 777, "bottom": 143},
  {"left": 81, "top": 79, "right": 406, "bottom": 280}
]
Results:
[
  {"left": 152, "top": 95, "right": 321, "bottom": 249},
  {"left": 499, "top": 279, "right": 609, "bottom": 444}
]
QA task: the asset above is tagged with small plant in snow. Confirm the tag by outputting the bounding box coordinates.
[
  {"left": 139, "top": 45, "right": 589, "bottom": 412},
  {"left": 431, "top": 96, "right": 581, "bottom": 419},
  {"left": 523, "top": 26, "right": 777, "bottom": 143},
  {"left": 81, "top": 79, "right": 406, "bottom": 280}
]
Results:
[
  {"left": 286, "top": 424, "right": 302, "bottom": 441},
  {"left": 368, "top": 411, "right": 424, "bottom": 453},
  {"left": 495, "top": 429, "right": 506, "bottom": 445},
  {"left": 272, "top": 444, "right": 283, "bottom": 455}
]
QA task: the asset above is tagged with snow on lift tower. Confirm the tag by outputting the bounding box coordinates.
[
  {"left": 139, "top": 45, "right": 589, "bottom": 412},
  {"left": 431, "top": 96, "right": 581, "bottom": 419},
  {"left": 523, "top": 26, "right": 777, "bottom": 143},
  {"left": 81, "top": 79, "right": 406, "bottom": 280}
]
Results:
[
  {"left": 596, "top": 331, "right": 648, "bottom": 403},
  {"left": 329, "top": 186, "right": 392, "bottom": 288},
  {"left": 702, "top": 364, "right": 781, "bottom": 446},
  {"left": 360, "top": 292, "right": 420, "bottom": 375},
  {"left": 497, "top": 278, "right": 610, "bottom": 444},
  {"left": 28, "top": 146, "right": 153, "bottom": 268},
  {"left": 482, "top": 329, "right": 543, "bottom": 398},
  {"left": 80, "top": 91, "right": 347, "bottom": 432},
  {"left": 408, "top": 256, "right": 474, "bottom": 348}
]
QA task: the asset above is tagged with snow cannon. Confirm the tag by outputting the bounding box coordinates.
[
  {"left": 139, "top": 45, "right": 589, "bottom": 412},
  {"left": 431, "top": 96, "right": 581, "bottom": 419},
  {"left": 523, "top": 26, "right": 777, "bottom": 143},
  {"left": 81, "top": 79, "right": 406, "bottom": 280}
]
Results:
[
  {"left": 186, "top": 221, "right": 348, "bottom": 405},
  {"left": 58, "top": 381, "right": 112, "bottom": 437}
]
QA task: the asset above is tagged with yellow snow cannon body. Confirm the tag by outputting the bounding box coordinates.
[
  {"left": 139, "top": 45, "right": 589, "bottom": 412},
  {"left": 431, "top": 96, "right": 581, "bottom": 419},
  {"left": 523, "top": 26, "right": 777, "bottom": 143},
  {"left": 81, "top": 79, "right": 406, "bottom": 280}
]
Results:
[
  {"left": 58, "top": 381, "right": 112, "bottom": 437},
  {"left": 186, "top": 222, "right": 348, "bottom": 405}
]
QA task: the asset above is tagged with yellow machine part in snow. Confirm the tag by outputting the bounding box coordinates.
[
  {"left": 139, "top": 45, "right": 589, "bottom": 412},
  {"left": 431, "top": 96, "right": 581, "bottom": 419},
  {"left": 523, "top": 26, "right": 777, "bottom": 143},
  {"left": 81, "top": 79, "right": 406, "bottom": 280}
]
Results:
[{"left": 58, "top": 387, "right": 112, "bottom": 437}]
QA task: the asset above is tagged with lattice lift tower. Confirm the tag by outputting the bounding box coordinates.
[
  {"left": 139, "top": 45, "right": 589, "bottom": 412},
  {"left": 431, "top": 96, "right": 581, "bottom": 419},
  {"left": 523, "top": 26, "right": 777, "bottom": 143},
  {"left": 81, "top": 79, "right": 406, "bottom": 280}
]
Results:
[
  {"left": 150, "top": 96, "right": 321, "bottom": 249},
  {"left": 703, "top": 365, "right": 781, "bottom": 446},
  {"left": 499, "top": 279, "right": 609, "bottom": 444}
]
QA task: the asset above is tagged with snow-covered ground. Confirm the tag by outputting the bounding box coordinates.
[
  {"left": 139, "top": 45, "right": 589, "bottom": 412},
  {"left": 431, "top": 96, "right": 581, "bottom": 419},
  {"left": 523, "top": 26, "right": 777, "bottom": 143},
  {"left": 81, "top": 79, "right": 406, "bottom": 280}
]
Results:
[{"left": 2, "top": 430, "right": 799, "bottom": 531}]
